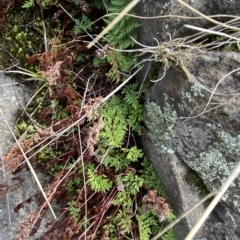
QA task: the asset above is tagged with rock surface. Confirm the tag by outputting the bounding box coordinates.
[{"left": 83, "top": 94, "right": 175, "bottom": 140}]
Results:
[
  {"left": 143, "top": 51, "right": 240, "bottom": 239},
  {"left": 0, "top": 74, "right": 57, "bottom": 240},
  {"left": 136, "top": 0, "right": 240, "bottom": 239}
]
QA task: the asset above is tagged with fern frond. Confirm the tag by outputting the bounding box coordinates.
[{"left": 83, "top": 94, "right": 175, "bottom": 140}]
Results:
[
  {"left": 162, "top": 228, "right": 176, "bottom": 240},
  {"left": 126, "top": 146, "right": 143, "bottom": 162},
  {"left": 112, "top": 191, "right": 132, "bottom": 209},
  {"left": 166, "top": 209, "right": 176, "bottom": 222},
  {"left": 140, "top": 158, "right": 167, "bottom": 198},
  {"left": 105, "top": 16, "right": 140, "bottom": 49},
  {"left": 22, "top": 0, "right": 34, "bottom": 8},
  {"left": 74, "top": 15, "right": 93, "bottom": 34},
  {"left": 106, "top": 51, "right": 135, "bottom": 81},
  {"left": 100, "top": 95, "right": 127, "bottom": 147},
  {"left": 87, "top": 169, "right": 112, "bottom": 193},
  {"left": 136, "top": 211, "right": 159, "bottom": 240},
  {"left": 103, "top": 151, "right": 127, "bottom": 171},
  {"left": 114, "top": 209, "right": 132, "bottom": 234},
  {"left": 116, "top": 172, "right": 144, "bottom": 195}
]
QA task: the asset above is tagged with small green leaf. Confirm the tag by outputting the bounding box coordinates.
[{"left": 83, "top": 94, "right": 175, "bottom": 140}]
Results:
[{"left": 22, "top": 0, "right": 34, "bottom": 8}]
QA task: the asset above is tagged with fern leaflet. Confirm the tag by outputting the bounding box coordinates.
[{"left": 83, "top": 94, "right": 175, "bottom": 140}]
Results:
[
  {"left": 22, "top": 0, "right": 34, "bottom": 8},
  {"left": 87, "top": 169, "right": 112, "bottom": 193},
  {"left": 74, "top": 15, "right": 93, "bottom": 34}
]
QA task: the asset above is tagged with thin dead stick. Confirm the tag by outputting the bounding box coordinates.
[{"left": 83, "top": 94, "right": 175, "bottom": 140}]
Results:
[
  {"left": 0, "top": 108, "right": 57, "bottom": 219},
  {"left": 103, "top": 66, "right": 142, "bottom": 102},
  {"left": 185, "top": 160, "right": 240, "bottom": 240},
  {"left": 151, "top": 191, "right": 217, "bottom": 240},
  {"left": 185, "top": 24, "right": 240, "bottom": 41},
  {"left": 58, "top": 3, "right": 74, "bottom": 20},
  {"left": 87, "top": 0, "right": 140, "bottom": 49},
  {"left": 177, "top": 0, "right": 240, "bottom": 31},
  {"left": 89, "top": 13, "right": 240, "bottom": 30},
  {"left": 39, "top": 7, "right": 48, "bottom": 52},
  {"left": 78, "top": 125, "right": 87, "bottom": 240}
]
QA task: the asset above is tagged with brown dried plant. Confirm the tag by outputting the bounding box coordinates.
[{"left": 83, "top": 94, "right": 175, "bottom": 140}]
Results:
[{"left": 142, "top": 190, "right": 170, "bottom": 222}]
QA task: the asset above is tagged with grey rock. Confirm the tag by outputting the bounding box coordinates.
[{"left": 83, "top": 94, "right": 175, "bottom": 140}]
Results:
[
  {"left": 0, "top": 74, "right": 57, "bottom": 240},
  {"left": 135, "top": 0, "right": 209, "bottom": 45},
  {"left": 136, "top": 1, "right": 240, "bottom": 239},
  {"left": 142, "top": 50, "right": 240, "bottom": 239}
]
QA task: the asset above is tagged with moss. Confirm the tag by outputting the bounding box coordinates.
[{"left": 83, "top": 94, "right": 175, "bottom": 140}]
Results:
[
  {"left": 0, "top": 4, "right": 61, "bottom": 69},
  {"left": 185, "top": 169, "right": 209, "bottom": 196},
  {"left": 0, "top": 9, "right": 44, "bottom": 68}
]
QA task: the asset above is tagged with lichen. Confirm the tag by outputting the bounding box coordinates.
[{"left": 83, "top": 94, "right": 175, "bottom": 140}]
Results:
[
  {"left": 145, "top": 94, "right": 240, "bottom": 208},
  {"left": 184, "top": 129, "right": 240, "bottom": 209},
  {"left": 145, "top": 94, "right": 177, "bottom": 154},
  {"left": 217, "top": 131, "right": 240, "bottom": 158},
  {"left": 181, "top": 91, "right": 192, "bottom": 102},
  {"left": 186, "top": 148, "right": 236, "bottom": 191},
  {"left": 191, "top": 82, "right": 205, "bottom": 97}
]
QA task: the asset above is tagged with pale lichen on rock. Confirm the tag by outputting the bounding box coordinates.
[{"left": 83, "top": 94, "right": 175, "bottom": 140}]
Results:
[{"left": 145, "top": 94, "right": 177, "bottom": 154}]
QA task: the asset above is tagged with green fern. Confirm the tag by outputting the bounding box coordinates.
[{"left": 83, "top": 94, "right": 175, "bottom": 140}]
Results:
[
  {"left": 140, "top": 158, "right": 167, "bottom": 198},
  {"left": 87, "top": 169, "right": 112, "bottom": 193},
  {"left": 105, "top": 0, "right": 125, "bottom": 13},
  {"left": 93, "top": 57, "right": 106, "bottom": 67},
  {"left": 111, "top": 191, "right": 132, "bottom": 209},
  {"left": 105, "top": 16, "right": 140, "bottom": 49},
  {"left": 67, "top": 200, "right": 81, "bottom": 222},
  {"left": 162, "top": 228, "right": 176, "bottom": 240},
  {"left": 136, "top": 211, "right": 159, "bottom": 240},
  {"left": 99, "top": 84, "right": 144, "bottom": 172},
  {"left": 114, "top": 209, "right": 133, "bottom": 234},
  {"left": 100, "top": 0, "right": 140, "bottom": 81},
  {"left": 22, "top": 0, "right": 34, "bottom": 8},
  {"left": 103, "top": 151, "right": 127, "bottom": 171},
  {"left": 111, "top": 173, "right": 144, "bottom": 211},
  {"left": 74, "top": 15, "right": 93, "bottom": 34},
  {"left": 99, "top": 86, "right": 144, "bottom": 147},
  {"left": 166, "top": 210, "right": 176, "bottom": 222},
  {"left": 126, "top": 146, "right": 143, "bottom": 162},
  {"left": 103, "top": 147, "right": 143, "bottom": 171},
  {"left": 103, "top": 209, "right": 133, "bottom": 237},
  {"left": 116, "top": 172, "right": 144, "bottom": 195},
  {"left": 106, "top": 51, "right": 136, "bottom": 82},
  {"left": 99, "top": 96, "right": 127, "bottom": 148},
  {"left": 122, "top": 83, "right": 144, "bottom": 132},
  {"left": 104, "top": 0, "right": 140, "bottom": 49}
]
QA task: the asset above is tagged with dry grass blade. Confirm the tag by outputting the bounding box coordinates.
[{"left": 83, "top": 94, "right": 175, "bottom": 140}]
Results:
[
  {"left": 185, "top": 24, "right": 240, "bottom": 42},
  {"left": 177, "top": 0, "right": 240, "bottom": 31}
]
